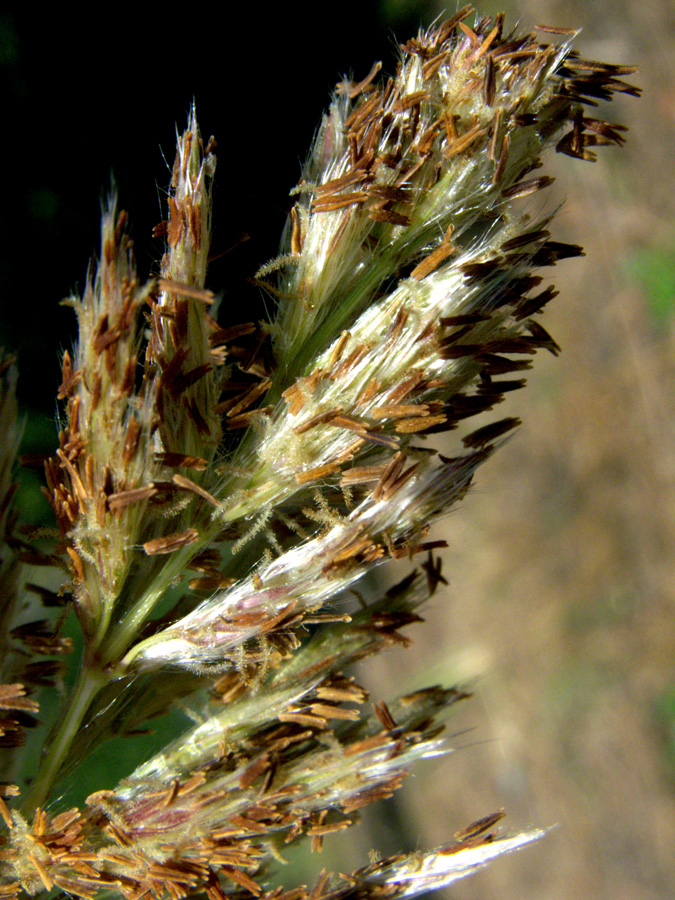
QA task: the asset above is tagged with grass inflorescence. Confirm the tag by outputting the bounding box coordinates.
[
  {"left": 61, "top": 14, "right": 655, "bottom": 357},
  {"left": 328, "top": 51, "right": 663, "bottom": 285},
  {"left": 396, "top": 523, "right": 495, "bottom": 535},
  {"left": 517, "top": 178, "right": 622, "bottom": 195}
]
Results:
[{"left": 0, "top": 10, "right": 638, "bottom": 900}]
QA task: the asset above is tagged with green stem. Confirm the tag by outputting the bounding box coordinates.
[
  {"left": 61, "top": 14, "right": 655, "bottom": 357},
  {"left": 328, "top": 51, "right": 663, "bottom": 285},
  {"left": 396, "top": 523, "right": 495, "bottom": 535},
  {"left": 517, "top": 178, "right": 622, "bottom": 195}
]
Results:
[
  {"left": 105, "top": 466, "right": 283, "bottom": 666},
  {"left": 21, "top": 664, "right": 107, "bottom": 816}
]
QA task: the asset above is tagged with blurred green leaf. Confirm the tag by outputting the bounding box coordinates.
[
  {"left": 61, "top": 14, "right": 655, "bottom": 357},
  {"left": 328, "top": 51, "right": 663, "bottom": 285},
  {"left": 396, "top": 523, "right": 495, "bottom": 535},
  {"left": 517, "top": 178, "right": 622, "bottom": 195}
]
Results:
[
  {"left": 627, "top": 243, "right": 675, "bottom": 329},
  {"left": 655, "top": 684, "right": 675, "bottom": 782}
]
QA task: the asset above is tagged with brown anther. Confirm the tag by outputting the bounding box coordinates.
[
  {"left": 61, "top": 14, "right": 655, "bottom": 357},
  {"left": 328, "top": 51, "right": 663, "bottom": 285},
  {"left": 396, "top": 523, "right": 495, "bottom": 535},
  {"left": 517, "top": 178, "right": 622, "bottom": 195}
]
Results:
[
  {"left": 143, "top": 529, "right": 200, "bottom": 555},
  {"left": 158, "top": 278, "right": 215, "bottom": 304},
  {"left": 172, "top": 474, "right": 220, "bottom": 507},
  {"left": 295, "top": 463, "right": 341, "bottom": 485}
]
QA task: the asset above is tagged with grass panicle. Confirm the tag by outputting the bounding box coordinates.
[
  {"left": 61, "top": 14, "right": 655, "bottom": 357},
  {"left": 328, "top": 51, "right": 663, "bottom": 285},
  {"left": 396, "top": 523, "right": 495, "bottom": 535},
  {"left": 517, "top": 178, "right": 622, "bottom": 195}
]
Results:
[{"left": 0, "top": 10, "right": 638, "bottom": 900}]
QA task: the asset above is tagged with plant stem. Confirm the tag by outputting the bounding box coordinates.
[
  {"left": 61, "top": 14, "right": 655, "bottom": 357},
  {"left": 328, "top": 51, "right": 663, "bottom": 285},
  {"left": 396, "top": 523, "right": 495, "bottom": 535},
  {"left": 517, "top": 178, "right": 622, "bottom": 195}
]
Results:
[{"left": 21, "top": 664, "right": 108, "bottom": 816}]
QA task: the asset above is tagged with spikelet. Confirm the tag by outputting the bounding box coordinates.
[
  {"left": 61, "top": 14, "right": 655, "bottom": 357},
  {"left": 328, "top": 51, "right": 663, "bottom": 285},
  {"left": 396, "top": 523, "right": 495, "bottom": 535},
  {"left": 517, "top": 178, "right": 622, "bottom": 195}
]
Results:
[{"left": 149, "top": 109, "right": 222, "bottom": 462}]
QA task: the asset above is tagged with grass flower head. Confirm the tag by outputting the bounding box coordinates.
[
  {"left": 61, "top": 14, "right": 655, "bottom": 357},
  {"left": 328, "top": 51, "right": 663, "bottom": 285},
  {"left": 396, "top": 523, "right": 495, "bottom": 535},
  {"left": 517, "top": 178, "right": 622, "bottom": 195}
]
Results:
[{"left": 0, "top": 9, "right": 638, "bottom": 900}]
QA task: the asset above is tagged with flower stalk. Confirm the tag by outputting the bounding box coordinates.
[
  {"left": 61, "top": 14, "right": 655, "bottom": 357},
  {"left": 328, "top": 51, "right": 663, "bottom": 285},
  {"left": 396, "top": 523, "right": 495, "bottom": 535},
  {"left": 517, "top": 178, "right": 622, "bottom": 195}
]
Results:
[{"left": 0, "top": 9, "right": 638, "bottom": 900}]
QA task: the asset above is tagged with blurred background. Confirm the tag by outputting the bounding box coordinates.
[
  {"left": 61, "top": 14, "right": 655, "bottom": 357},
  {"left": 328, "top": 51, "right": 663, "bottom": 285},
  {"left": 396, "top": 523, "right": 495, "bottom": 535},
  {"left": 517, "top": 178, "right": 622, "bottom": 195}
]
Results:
[{"left": 1, "top": 2, "right": 673, "bottom": 899}]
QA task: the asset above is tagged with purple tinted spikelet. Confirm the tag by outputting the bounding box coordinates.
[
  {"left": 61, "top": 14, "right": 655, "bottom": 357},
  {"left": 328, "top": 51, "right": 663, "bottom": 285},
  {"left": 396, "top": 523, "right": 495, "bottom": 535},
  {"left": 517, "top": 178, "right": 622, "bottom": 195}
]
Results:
[{"left": 0, "top": 10, "right": 638, "bottom": 900}]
